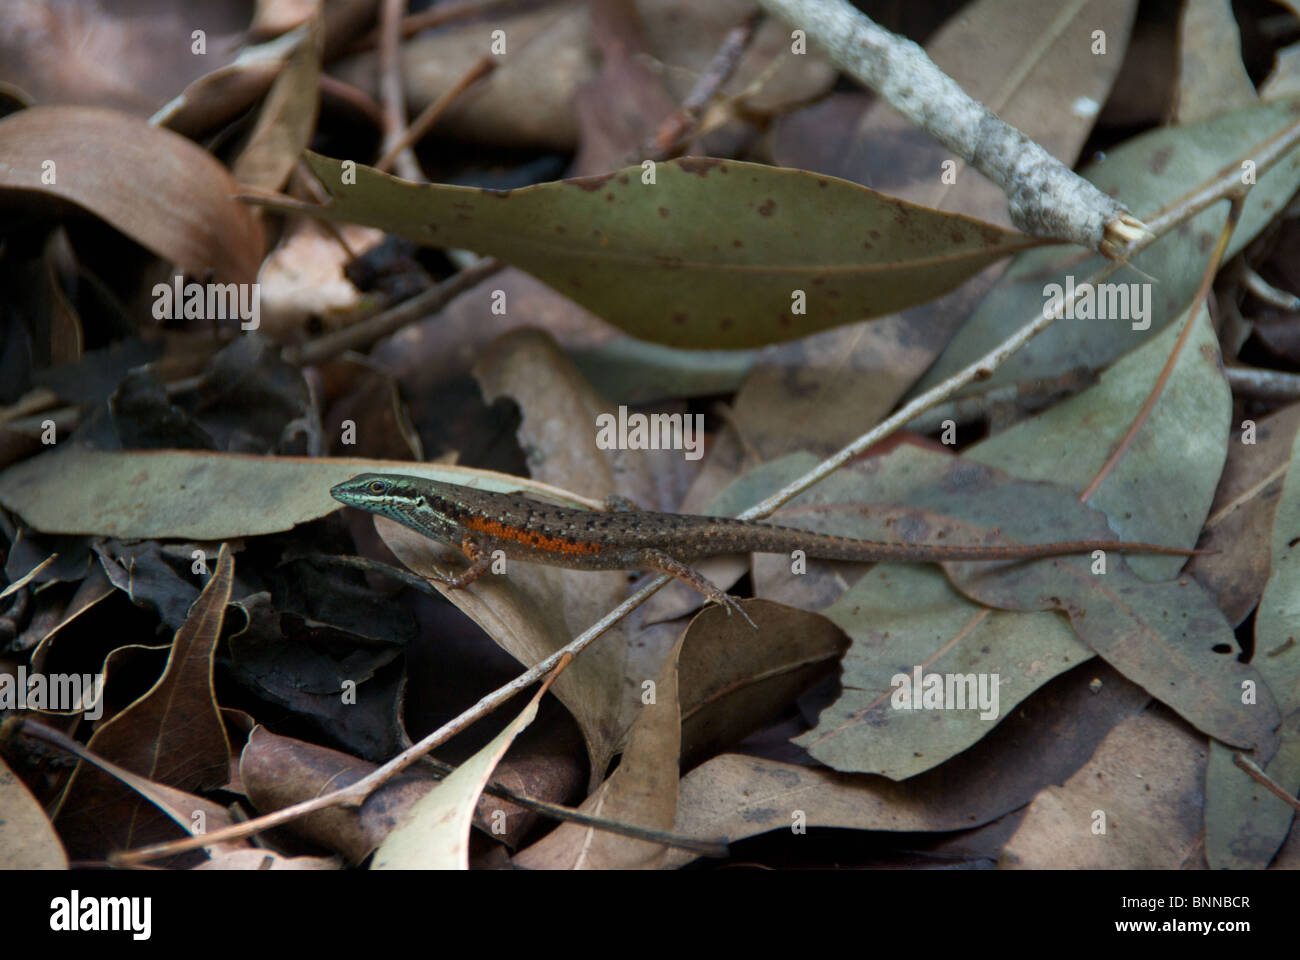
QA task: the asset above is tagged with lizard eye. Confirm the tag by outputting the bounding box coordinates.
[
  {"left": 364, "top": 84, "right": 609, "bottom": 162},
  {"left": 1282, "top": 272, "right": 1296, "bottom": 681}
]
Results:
[{"left": 367, "top": 479, "right": 388, "bottom": 494}]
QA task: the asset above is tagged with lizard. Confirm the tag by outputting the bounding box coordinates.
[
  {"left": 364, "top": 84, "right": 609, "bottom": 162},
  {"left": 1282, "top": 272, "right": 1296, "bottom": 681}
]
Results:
[{"left": 330, "top": 472, "right": 1205, "bottom": 629}]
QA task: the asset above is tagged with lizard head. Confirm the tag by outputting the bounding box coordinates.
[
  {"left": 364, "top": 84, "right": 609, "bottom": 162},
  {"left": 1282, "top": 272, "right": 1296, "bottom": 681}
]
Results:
[{"left": 330, "top": 473, "right": 461, "bottom": 544}]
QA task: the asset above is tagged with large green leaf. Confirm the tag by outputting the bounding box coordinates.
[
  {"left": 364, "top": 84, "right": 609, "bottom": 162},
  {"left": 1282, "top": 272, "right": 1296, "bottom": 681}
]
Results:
[{"left": 249, "top": 153, "right": 1042, "bottom": 350}]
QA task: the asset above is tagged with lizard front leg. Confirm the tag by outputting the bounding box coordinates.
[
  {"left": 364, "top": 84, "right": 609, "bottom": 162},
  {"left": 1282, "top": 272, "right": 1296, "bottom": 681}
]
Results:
[
  {"left": 425, "top": 538, "right": 493, "bottom": 589},
  {"left": 638, "top": 549, "right": 758, "bottom": 630}
]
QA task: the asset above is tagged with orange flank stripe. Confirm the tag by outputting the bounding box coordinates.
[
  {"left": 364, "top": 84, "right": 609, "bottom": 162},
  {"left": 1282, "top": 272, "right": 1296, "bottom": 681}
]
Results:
[{"left": 463, "top": 516, "right": 604, "bottom": 556}]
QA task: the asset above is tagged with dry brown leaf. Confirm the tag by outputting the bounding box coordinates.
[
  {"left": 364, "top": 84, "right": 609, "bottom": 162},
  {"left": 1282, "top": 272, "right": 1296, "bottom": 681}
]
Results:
[
  {"left": 513, "top": 625, "right": 687, "bottom": 869},
  {"left": 231, "top": 19, "right": 322, "bottom": 191},
  {"left": 0, "top": 754, "right": 68, "bottom": 869},
  {"left": 679, "top": 600, "right": 848, "bottom": 768},
  {"left": 1173, "top": 0, "right": 1256, "bottom": 125},
  {"left": 1001, "top": 707, "right": 1209, "bottom": 869},
  {"left": 665, "top": 664, "right": 1152, "bottom": 867},
  {"left": 241, "top": 726, "right": 440, "bottom": 863},
  {"left": 1188, "top": 402, "right": 1300, "bottom": 626},
  {"left": 53, "top": 544, "right": 235, "bottom": 859},
  {"left": 0, "top": 106, "right": 264, "bottom": 284}
]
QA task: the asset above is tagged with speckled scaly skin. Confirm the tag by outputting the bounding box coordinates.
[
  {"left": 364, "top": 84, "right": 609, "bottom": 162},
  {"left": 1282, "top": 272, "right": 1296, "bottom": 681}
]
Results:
[{"left": 331, "top": 473, "right": 1200, "bottom": 625}]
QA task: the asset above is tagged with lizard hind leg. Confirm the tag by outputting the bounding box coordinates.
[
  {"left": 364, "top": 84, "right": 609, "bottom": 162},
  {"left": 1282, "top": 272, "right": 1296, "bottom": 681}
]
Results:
[{"left": 639, "top": 549, "right": 758, "bottom": 630}]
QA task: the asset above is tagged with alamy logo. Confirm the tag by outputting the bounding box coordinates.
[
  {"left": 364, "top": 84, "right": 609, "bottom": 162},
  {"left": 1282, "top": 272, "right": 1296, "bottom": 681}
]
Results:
[
  {"left": 50, "top": 891, "right": 151, "bottom": 940},
  {"left": 0, "top": 667, "right": 103, "bottom": 720},
  {"left": 1043, "top": 276, "right": 1151, "bottom": 330},
  {"left": 890, "top": 666, "right": 1000, "bottom": 720},
  {"left": 595, "top": 405, "right": 705, "bottom": 461},
  {"left": 152, "top": 275, "right": 260, "bottom": 330}
]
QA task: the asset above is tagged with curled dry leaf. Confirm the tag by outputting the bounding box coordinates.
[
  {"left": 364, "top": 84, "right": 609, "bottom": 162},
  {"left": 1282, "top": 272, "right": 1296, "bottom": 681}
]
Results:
[
  {"left": 52, "top": 544, "right": 235, "bottom": 859},
  {"left": 0, "top": 106, "right": 264, "bottom": 284},
  {"left": 678, "top": 599, "right": 849, "bottom": 768}
]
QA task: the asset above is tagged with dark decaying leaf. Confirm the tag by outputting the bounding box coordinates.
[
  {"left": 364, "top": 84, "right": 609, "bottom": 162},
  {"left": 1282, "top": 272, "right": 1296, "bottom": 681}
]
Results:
[
  {"left": 31, "top": 339, "right": 163, "bottom": 407},
  {"left": 227, "top": 591, "right": 405, "bottom": 762},
  {"left": 91, "top": 540, "right": 201, "bottom": 631}
]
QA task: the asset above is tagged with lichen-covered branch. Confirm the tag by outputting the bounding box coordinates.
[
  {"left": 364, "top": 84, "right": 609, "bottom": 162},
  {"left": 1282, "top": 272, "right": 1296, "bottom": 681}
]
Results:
[{"left": 756, "top": 0, "right": 1149, "bottom": 255}]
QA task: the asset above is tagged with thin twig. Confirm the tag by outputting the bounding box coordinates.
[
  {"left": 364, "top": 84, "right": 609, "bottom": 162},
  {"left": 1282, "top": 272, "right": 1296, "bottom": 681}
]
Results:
[
  {"left": 755, "top": 0, "right": 1148, "bottom": 255},
  {"left": 1224, "top": 365, "right": 1300, "bottom": 400},
  {"left": 347, "top": 0, "right": 562, "bottom": 54},
  {"left": 1232, "top": 752, "right": 1300, "bottom": 813},
  {"left": 417, "top": 756, "right": 728, "bottom": 857},
  {"left": 1143, "top": 117, "right": 1300, "bottom": 239},
  {"left": 375, "top": 57, "right": 497, "bottom": 175},
  {"left": 638, "top": 11, "right": 762, "bottom": 162},
  {"left": 377, "top": 0, "right": 424, "bottom": 182},
  {"left": 1231, "top": 260, "right": 1300, "bottom": 312},
  {"left": 317, "top": 73, "right": 386, "bottom": 129},
  {"left": 284, "top": 257, "right": 502, "bottom": 367}
]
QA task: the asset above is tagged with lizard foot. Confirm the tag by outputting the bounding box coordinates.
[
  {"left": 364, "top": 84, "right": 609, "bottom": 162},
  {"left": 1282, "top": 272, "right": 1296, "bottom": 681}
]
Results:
[
  {"left": 714, "top": 592, "right": 758, "bottom": 631},
  {"left": 639, "top": 549, "right": 758, "bottom": 630}
]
